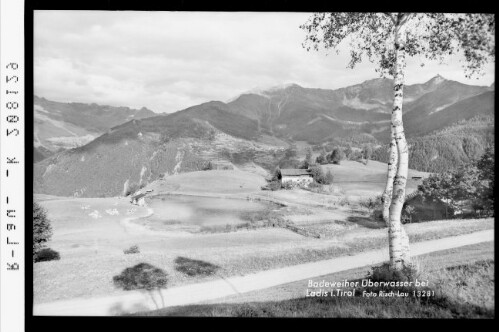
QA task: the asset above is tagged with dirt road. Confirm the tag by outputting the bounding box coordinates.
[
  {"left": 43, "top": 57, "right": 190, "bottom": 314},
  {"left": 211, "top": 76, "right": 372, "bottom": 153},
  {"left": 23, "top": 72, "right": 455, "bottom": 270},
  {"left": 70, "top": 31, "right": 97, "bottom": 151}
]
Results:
[{"left": 33, "top": 229, "right": 494, "bottom": 316}]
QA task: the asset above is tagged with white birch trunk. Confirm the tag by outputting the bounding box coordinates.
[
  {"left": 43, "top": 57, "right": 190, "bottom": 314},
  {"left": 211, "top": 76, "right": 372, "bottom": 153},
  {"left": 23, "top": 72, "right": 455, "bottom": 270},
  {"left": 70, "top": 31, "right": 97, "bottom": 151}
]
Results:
[
  {"left": 388, "top": 20, "right": 411, "bottom": 270},
  {"left": 382, "top": 130, "right": 397, "bottom": 226}
]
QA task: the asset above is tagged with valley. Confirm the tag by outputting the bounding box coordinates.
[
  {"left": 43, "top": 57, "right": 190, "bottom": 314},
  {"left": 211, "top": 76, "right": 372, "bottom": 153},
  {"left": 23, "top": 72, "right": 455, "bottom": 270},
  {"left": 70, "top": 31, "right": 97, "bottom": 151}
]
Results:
[
  {"left": 33, "top": 75, "right": 494, "bottom": 198},
  {"left": 34, "top": 160, "right": 492, "bottom": 310},
  {"left": 33, "top": 75, "right": 495, "bottom": 316}
]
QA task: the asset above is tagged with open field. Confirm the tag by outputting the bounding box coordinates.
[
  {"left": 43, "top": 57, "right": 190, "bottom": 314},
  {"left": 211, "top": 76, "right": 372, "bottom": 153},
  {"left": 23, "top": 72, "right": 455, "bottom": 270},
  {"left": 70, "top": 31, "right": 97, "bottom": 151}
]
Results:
[
  {"left": 146, "top": 169, "right": 267, "bottom": 196},
  {"left": 33, "top": 163, "right": 489, "bottom": 311},
  {"left": 34, "top": 233, "right": 494, "bottom": 316},
  {"left": 34, "top": 196, "right": 493, "bottom": 306},
  {"left": 143, "top": 254, "right": 494, "bottom": 318},
  {"left": 321, "top": 160, "right": 429, "bottom": 198},
  {"left": 192, "top": 241, "right": 494, "bottom": 307}
]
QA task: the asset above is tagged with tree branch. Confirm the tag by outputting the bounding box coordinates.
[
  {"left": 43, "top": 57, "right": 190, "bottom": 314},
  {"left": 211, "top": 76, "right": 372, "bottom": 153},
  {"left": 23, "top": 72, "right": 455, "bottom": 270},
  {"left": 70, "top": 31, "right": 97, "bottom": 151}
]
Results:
[
  {"left": 383, "top": 12, "right": 397, "bottom": 25},
  {"left": 399, "top": 13, "right": 413, "bottom": 26}
]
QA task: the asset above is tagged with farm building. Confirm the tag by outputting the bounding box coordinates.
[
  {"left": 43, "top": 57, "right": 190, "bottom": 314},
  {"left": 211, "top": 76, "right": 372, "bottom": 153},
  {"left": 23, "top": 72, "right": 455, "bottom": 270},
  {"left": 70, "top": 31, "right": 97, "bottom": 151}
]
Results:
[
  {"left": 280, "top": 169, "right": 313, "bottom": 186},
  {"left": 403, "top": 195, "right": 453, "bottom": 222},
  {"left": 130, "top": 191, "right": 147, "bottom": 206}
]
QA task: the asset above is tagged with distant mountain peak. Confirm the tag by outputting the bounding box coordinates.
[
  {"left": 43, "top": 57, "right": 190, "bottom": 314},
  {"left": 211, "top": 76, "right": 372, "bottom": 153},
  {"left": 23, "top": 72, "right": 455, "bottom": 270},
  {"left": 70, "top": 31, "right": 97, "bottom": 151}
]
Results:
[
  {"left": 227, "top": 83, "right": 302, "bottom": 102},
  {"left": 249, "top": 82, "right": 302, "bottom": 94},
  {"left": 426, "top": 74, "right": 446, "bottom": 86}
]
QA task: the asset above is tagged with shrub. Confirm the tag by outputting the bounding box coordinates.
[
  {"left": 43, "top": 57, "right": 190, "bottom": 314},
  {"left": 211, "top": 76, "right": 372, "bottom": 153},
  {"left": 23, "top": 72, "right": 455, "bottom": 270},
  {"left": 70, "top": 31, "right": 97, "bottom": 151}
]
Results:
[
  {"left": 338, "top": 196, "right": 350, "bottom": 206},
  {"left": 359, "top": 195, "right": 383, "bottom": 214},
  {"left": 345, "top": 146, "right": 353, "bottom": 160},
  {"left": 369, "top": 262, "right": 420, "bottom": 284},
  {"left": 324, "top": 170, "right": 334, "bottom": 184},
  {"left": 307, "top": 181, "right": 321, "bottom": 189},
  {"left": 113, "top": 263, "right": 168, "bottom": 291},
  {"left": 364, "top": 262, "right": 424, "bottom": 295},
  {"left": 282, "top": 181, "right": 294, "bottom": 190},
  {"left": 125, "top": 182, "right": 140, "bottom": 196},
  {"left": 174, "top": 257, "right": 220, "bottom": 277},
  {"left": 350, "top": 150, "right": 363, "bottom": 161},
  {"left": 266, "top": 181, "right": 282, "bottom": 191},
  {"left": 315, "top": 150, "right": 327, "bottom": 164},
  {"left": 33, "top": 201, "right": 53, "bottom": 259},
  {"left": 402, "top": 205, "right": 416, "bottom": 224},
  {"left": 34, "top": 248, "right": 60, "bottom": 263},
  {"left": 329, "top": 148, "right": 345, "bottom": 165},
  {"left": 124, "top": 245, "right": 140, "bottom": 255},
  {"left": 310, "top": 166, "right": 333, "bottom": 185},
  {"left": 362, "top": 145, "right": 373, "bottom": 162},
  {"left": 202, "top": 161, "right": 213, "bottom": 171},
  {"left": 262, "top": 168, "right": 282, "bottom": 191}
]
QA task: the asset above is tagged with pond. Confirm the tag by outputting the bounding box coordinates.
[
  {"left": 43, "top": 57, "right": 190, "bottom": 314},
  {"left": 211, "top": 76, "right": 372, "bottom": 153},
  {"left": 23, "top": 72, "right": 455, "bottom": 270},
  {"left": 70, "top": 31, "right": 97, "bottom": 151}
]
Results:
[{"left": 136, "top": 194, "right": 282, "bottom": 232}]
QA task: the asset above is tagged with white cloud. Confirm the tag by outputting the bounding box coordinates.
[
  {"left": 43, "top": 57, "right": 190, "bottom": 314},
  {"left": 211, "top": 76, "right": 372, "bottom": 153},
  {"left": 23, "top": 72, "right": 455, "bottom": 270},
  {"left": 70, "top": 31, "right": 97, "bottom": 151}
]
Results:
[{"left": 34, "top": 11, "right": 495, "bottom": 113}]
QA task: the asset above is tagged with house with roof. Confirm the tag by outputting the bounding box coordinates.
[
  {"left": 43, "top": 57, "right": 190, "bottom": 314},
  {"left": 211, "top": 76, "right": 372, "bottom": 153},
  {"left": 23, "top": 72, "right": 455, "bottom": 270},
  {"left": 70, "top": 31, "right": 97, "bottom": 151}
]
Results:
[
  {"left": 279, "top": 169, "right": 314, "bottom": 186},
  {"left": 130, "top": 191, "right": 147, "bottom": 206}
]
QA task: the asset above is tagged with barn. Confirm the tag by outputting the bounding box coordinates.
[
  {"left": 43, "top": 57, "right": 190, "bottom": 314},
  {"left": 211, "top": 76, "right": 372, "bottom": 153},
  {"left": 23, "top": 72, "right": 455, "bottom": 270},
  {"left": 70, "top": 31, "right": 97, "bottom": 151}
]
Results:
[
  {"left": 280, "top": 169, "right": 314, "bottom": 186},
  {"left": 404, "top": 194, "right": 453, "bottom": 222},
  {"left": 130, "top": 191, "right": 147, "bottom": 206}
]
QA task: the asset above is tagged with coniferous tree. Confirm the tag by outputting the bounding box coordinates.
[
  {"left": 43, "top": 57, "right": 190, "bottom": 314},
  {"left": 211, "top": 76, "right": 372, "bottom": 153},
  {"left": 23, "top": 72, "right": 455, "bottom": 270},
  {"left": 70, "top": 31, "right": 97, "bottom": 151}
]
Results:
[{"left": 33, "top": 201, "right": 53, "bottom": 259}]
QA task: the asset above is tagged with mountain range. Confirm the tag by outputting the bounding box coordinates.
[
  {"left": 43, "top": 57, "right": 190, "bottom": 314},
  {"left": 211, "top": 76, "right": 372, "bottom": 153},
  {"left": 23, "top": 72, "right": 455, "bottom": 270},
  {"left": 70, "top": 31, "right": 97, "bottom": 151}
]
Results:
[
  {"left": 34, "top": 96, "right": 156, "bottom": 162},
  {"left": 33, "top": 75, "right": 495, "bottom": 197}
]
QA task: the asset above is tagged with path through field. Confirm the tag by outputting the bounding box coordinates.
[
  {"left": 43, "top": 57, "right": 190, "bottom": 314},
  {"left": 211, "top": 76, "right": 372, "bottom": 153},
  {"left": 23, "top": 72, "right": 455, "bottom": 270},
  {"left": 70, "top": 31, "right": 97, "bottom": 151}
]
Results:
[{"left": 33, "top": 229, "right": 493, "bottom": 316}]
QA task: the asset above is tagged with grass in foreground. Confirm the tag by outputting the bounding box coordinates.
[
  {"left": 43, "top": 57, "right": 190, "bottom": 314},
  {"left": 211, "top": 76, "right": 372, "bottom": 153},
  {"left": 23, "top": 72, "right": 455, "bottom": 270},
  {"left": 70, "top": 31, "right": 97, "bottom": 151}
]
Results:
[{"left": 137, "top": 259, "right": 494, "bottom": 318}]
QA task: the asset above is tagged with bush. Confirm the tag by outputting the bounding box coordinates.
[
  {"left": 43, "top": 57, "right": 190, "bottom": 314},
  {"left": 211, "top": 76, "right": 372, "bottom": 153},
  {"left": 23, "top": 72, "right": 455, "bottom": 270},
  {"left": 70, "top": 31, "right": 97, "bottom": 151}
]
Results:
[
  {"left": 338, "top": 196, "right": 350, "bottom": 206},
  {"left": 324, "top": 170, "right": 334, "bottom": 184},
  {"left": 174, "top": 257, "right": 220, "bottom": 277},
  {"left": 315, "top": 150, "right": 328, "bottom": 165},
  {"left": 113, "top": 263, "right": 168, "bottom": 291},
  {"left": 307, "top": 181, "right": 321, "bottom": 189},
  {"left": 262, "top": 168, "right": 282, "bottom": 191},
  {"left": 34, "top": 248, "right": 60, "bottom": 262},
  {"left": 329, "top": 148, "right": 345, "bottom": 165},
  {"left": 362, "top": 145, "right": 373, "bottom": 162},
  {"left": 369, "top": 262, "right": 420, "bottom": 284},
  {"left": 125, "top": 182, "right": 140, "bottom": 196},
  {"left": 345, "top": 146, "right": 353, "bottom": 160},
  {"left": 309, "top": 166, "right": 333, "bottom": 185},
  {"left": 364, "top": 262, "right": 425, "bottom": 296},
  {"left": 202, "top": 161, "right": 213, "bottom": 171},
  {"left": 402, "top": 205, "right": 416, "bottom": 224},
  {"left": 33, "top": 201, "right": 53, "bottom": 260},
  {"left": 264, "top": 181, "right": 282, "bottom": 191},
  {"left": 359, "top": 195, "right": 383, "bottom": 214},
  {"left": 350, "top": 150, "right": 363, "bottom": 161},
  {"left": 124, "top": 245, "right": 140, "bottom": 254}
]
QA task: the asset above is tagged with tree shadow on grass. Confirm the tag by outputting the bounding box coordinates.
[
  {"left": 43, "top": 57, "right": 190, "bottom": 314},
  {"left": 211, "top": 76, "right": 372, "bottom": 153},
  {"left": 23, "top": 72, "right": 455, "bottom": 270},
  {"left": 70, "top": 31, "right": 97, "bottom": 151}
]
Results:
[
  {"left": 346, "top": 216, "right": 385, "bottom": 229},
  {"left": 174, "top": 257, "right": 220, "bottom": 277},
  {"left": 113, "top": 262, "right": 168, "bottom": 310}
]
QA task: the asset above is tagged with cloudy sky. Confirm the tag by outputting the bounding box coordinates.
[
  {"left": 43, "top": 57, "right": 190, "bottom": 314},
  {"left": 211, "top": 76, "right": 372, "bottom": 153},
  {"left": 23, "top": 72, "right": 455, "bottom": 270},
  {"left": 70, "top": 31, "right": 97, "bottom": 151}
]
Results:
[{"left": 35, "top": 11, "right": 495, "bottom": 113}]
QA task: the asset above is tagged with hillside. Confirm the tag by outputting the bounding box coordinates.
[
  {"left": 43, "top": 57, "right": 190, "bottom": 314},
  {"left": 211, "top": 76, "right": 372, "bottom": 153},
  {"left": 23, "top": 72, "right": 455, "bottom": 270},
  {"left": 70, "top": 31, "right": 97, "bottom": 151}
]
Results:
[
  {"left": 34, "top": 96, "right": 156, "bottom": 159},
  {"left": 372, "top": 115, "right": 495, "bottom": 173},
  {"left": 33, "top": 75, "right": 494, "bottom": 197},
  {"left": 33, "top": 123, "right": 284, "bottom": 197}
]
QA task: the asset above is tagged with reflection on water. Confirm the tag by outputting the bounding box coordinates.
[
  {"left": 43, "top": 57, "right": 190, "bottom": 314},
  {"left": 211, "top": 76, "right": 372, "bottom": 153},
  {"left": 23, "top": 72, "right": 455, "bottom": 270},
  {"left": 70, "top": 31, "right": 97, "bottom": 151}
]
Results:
[{"left": 138, "top": 195, "right": 281, "bottom": 232}]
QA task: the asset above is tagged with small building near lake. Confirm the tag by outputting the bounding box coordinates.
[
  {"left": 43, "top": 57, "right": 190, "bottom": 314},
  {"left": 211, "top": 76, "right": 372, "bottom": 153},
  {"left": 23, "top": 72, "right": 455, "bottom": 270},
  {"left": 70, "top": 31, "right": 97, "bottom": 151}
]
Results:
[
  {"left": 280, "top": 169, "right": 314, "bottom": 186},
  {"left": 130, "top": 191, "right": 147, "bottom": 206}
]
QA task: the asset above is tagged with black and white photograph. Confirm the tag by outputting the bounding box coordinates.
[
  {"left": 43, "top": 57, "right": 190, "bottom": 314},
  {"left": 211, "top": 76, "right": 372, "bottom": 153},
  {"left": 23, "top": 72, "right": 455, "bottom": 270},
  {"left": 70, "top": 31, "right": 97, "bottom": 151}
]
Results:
[{"left": 31, "top": 9, "right": 495, "bottom": 318}]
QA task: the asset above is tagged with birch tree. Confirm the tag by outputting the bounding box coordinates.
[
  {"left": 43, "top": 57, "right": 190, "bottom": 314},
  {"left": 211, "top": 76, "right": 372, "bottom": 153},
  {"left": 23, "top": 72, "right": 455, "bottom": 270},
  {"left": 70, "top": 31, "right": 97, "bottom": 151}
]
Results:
[{"left": 301, "top": 13, "right": 494, "bottom": 270}]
